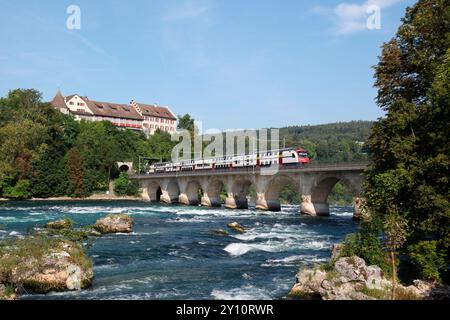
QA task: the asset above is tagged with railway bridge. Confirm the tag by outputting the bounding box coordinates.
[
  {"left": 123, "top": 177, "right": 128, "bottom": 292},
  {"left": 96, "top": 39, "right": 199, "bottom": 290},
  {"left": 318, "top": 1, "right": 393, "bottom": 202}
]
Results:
[{"left": 131, "top": 161, "right": 369, "bottom": 219}]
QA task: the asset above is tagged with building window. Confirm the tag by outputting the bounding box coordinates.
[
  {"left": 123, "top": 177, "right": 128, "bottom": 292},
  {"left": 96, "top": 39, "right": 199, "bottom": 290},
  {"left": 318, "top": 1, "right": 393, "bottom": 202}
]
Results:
[{"left": 69, "top": 102, "right": 74, "bottom": 105}]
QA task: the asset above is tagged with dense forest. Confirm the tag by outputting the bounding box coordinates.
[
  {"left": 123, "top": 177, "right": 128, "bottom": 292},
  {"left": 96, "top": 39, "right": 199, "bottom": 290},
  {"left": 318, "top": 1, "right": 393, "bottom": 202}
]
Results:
[{"left": 280, "top": 121, "right": 372, "bottom": 162}]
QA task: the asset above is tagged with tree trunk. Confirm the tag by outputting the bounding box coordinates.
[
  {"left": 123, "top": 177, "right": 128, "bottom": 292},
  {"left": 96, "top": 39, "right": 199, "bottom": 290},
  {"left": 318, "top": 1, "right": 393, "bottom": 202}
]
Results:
[{"left": 391, "top": 251, "right": 396, "bottom": 300}]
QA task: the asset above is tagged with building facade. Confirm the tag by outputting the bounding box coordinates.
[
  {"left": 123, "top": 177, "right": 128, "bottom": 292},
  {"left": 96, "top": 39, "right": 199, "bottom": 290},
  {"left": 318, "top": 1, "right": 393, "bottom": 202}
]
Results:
[{"left": 51, "top": 90, "right": 177, "bottom": 135}]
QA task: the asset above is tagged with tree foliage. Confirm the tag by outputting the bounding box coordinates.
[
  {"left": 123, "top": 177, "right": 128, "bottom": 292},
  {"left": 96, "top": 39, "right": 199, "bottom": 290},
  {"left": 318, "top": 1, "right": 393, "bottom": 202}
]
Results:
[
  {"left": 114, "top": 172, "right": 140, "bottom": 197},
  {"left": 280, "top": 121, "right": 372, "bottom": 162},
  {"left": 364, "top": 0, "right": 450, "bottom": 283}
]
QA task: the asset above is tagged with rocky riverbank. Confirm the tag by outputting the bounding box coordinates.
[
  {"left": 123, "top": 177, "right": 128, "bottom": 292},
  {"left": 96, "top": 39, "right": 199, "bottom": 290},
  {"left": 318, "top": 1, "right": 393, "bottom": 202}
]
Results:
[
  {"left": 0, "top": 214, "right": 134, "bottom": 300},
  {"left": 289, "top": 245, "right": 450, "bottom": 300}
]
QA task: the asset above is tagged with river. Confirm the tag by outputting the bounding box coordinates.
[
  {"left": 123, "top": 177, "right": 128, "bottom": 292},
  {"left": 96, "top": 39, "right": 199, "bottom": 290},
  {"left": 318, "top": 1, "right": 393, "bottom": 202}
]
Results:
[{"left": 0, "top": 201, "right": 357, "bottom": 300}]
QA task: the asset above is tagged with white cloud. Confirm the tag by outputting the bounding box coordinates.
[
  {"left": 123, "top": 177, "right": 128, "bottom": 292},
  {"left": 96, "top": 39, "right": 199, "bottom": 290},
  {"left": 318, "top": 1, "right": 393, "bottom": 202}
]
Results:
[
  {"left": 315, "top": 0, "right": 403, "bottom": 35},
  {"left": 163, "top": 5, "right": 208, "bottom": 21}
]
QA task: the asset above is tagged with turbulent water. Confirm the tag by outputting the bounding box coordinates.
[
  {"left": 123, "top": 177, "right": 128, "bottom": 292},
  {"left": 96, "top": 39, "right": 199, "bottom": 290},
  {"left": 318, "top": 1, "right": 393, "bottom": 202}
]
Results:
[{"left": 0, "top": 201, "right": 357, "bottom": 300}]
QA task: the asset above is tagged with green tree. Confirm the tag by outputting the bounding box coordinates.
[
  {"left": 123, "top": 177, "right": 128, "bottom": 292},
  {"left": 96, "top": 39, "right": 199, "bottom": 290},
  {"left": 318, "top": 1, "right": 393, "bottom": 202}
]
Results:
[
  {"left": 114, "top": 172, "right": 140, "bottom": 196},
  {"left": 177, "top": 114, "right": 195, "bottom": 132},
  {"left": 364, "top": 0, "right": 450, "bottom": 282},
  {"left": 383, "top": 208, "right": 408, "bottom": 300},
  {"left": 3, "top": 179, "right": 31, "bottom": 200},
  {"left": 408, "top": 240, "right": 447, "bottom": 282},
  {"left": 147, "top": 129, "right": 176, "bottom": 162},
  {"left": 75, "top": 121, "right": 121, "bottom": 194},
  {"left": 67, "top": 148, "right": 85, "bottom": 198}
]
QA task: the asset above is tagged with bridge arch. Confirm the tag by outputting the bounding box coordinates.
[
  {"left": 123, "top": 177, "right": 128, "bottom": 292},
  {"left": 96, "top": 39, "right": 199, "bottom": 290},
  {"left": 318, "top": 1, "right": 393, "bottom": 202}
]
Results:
[
  {"left": 301, "top": 172, "right": 363, "bottom": 217},
  {"left": 261, "top": 175, "right": 300, "bottom": 211},
  {"left": 160, "top": 179, "right": 180, "bottom": 204},
  {"left": 265, "top": 175, "right": 300, "bottom": 203},
  {"left": 202, "top": 177, "right": 226, "bottom": 207},
  {"left": 185, "top": 179, "right": 203, "bottom": 206},
  {"left": 144, "top": 181, "right": 163, "bottom": 202}
]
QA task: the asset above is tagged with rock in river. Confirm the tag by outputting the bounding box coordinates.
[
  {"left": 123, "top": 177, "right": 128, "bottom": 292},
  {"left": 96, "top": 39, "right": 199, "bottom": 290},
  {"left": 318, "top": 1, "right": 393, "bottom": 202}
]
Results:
[
  {"left": 227, "top": 222, "right": 245, "bottom": 233},
  {"left": 211, "top": 229, "right": 229, "bottom": 236},
  {"left": 44, "top": 219, "right": 74, "bottom": 230},
  {"left": 0, "top": 237, "right": 93, "bottom": 294},
  {"left": 94, "top": 214, "right": 134, "bottom": 234}
]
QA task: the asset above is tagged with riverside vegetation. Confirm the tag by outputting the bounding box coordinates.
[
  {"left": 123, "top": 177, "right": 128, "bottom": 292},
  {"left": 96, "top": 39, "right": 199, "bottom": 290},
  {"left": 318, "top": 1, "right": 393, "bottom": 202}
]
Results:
[{"left": 291, "top": 0, "right": 450, "bottom": 299}]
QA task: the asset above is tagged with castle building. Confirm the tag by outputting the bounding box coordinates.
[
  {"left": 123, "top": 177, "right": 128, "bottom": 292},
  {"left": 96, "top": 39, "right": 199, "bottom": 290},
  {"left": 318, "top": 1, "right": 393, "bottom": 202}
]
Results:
[{"left": 50, "top": 90, "right": 177, "bottom": 135}]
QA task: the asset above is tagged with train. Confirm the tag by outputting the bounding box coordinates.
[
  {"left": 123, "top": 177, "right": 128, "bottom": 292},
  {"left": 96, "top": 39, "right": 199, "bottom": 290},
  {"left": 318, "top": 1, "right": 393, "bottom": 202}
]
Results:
[{"left": 146, "top": 147, "right": 311, "bottom": 174}]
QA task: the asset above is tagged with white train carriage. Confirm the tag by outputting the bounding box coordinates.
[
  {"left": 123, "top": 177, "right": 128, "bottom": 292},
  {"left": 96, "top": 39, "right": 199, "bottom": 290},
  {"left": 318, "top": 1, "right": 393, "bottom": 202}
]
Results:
[{"left": 146, "top": 148, "right": 310, "bottom": 174}]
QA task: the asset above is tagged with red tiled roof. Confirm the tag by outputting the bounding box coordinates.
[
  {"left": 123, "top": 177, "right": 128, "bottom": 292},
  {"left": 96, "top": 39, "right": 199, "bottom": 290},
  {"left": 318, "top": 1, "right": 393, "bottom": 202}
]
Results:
[
  {"left": 50, "top": 90, "right": 68, "bottom": 110},
  {"left": 85, "top": 100, "right": 143, "bottom": 120},
  {"left": 51, "top": 91, "right": 175, "bottom": 122},
  {"left": 134, "top": 102, "right": 176, "bottom": 120}
]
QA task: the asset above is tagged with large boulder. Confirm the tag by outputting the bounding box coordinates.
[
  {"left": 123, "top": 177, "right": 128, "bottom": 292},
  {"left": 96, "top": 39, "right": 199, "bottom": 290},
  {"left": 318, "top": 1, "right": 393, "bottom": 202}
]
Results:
[
  {"left": 333, "top": 256, "right": 368, "bottom": 282},
  {"left": 366, "top": 265, "right": 391, "bottom": 290},
  {"left": 404, "top": 280, "right": 450, "bottom": 300},
  {"left": 290, "top": 255, "right": 395, "bottom": 300},
  {"left": 94, "top": 214, "right": 133, "bottom": 234},
  {"left": 1, "top": 238, "right": 93, "bottom": 294},
  {"left": 290, "top": 268, "right": 327, "bottom": 297},
  {"left": 330, "top": 243, "right": 344, "bottom": 261}
]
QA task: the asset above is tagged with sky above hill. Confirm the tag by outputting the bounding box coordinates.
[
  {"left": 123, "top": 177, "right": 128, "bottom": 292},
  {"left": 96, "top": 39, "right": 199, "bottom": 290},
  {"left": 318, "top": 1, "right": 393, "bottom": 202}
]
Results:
[{"left": 0, "top": 0, "right": 416, "bottom": 130}]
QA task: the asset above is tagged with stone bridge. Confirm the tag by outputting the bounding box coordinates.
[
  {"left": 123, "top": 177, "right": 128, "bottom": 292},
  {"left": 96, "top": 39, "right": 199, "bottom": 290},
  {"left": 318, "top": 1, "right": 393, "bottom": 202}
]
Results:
[{"left": 131, "top": 162, "right": 368, "bottom": 219}]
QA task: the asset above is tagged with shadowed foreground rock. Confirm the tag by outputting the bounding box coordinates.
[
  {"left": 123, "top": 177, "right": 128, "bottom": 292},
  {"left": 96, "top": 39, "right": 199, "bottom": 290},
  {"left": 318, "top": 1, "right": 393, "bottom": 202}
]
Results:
[
  {"left": 94, "top": 214, "right": 134, "bottom": 234},
  {"left": 0, "top": 237, "right": 93, "bottom": 296},
  {"left": 290, "top": 253, "right": 450, "bottom": 300}
]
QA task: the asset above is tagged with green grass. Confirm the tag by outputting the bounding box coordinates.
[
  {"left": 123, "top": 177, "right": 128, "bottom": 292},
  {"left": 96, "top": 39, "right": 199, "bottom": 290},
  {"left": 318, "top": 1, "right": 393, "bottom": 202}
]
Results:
[{"left": 360, "top": 286, "right": 389, "bottom": 300}]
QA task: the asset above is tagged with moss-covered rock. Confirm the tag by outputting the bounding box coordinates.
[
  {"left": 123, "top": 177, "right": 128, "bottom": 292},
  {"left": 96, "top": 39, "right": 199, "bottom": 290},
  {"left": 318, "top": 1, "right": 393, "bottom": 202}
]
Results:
[
  {"left": 0, "top": 236, "right": 93, "bottom": 294},
  {"left": 44, "top": 218, "right": 74, "bottom": 230}
]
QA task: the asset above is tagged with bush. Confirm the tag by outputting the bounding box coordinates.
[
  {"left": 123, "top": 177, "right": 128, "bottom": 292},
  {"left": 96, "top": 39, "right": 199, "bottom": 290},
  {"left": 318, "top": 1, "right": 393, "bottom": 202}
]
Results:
[
  {"left": 3, "top": 179, "right": 31, "bottom": 199},
  {"left": 113, "top": 172, "right": 140, "bottom": 197},
  {"left": 408, "top": 240, "right": 447, "bottom": 282},
  {"left": 341, "top": 231, "right": 391, "bottom": 278}
]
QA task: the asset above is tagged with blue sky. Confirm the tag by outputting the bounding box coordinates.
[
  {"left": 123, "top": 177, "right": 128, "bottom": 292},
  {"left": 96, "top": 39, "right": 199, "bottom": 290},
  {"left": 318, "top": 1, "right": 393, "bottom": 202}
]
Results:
[{"left": 0, "top": 0, "right": 416, "bottom": 130}]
